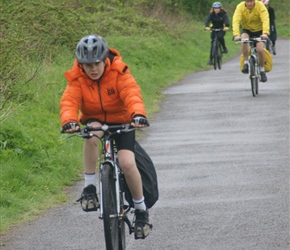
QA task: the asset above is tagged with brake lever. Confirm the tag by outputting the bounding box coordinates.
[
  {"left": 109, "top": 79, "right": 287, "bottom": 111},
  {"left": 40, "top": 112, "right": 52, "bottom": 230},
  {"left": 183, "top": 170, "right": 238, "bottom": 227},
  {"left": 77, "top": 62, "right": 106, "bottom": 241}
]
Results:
[
  {"left": 62, "top": 129, "right": 92, "bottom": 139},
  {"left": 80, "top": 129, "right": 94, "bottom": 139},
  {"left": 122, "top": 126, "right": 143, "bottom": 133}
]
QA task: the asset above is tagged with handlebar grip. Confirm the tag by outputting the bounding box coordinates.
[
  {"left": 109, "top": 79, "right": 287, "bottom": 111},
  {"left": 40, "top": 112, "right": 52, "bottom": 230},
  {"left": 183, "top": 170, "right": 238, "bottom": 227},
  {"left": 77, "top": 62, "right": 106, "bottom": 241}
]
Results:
[{"left": 60, "top": 128, "right": 81, "bottom": 134}]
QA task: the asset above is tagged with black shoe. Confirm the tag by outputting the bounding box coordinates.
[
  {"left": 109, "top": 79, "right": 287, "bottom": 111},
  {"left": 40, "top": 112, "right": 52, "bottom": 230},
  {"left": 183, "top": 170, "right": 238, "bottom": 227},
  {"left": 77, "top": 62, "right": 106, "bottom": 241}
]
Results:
[
  {"left": 241, "top": 63, "right": 249, "bottom": 74},
  {"left": 223, "top": 47, "right": 228, "bottom": 53},
  {"left": 207, "top": 60, "right": 213, "bottom": 65},
  {"left": 77, "top": 184, "right": 99, "bottom": 212},
  {"left": 260, "top": 71, "right": 267, "bottom": 82},
  {"left": 134, "top": 209, "right": 152, "bottom": 239}
]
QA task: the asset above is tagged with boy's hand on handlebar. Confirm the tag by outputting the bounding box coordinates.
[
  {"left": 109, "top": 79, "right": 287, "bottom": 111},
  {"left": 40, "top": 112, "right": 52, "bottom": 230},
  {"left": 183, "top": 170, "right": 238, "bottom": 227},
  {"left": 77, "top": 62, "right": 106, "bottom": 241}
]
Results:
[
  {"left": 62, "top": 122, "right": 80, "bottom": 133},
  {"left": 223, "top": 27, "right": 229, "bottom": 32},
  {"left": 131, "top": 116, "right": 149, "bottom": 128},
  {"left": 205, "top": 27, "right": 211, "bottom": 31}
]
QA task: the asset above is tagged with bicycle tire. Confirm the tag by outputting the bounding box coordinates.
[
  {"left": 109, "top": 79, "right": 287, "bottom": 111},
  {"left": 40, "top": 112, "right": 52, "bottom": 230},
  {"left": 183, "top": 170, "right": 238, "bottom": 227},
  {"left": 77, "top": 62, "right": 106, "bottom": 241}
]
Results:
[
  {"left": 249, "top": 57, "right": 258, "bottom": 97},
  {"left": 212, "top": 40, "right": 217, "bottom": 70},
  {"left": 253, "top": 58, "right": 259, "bottom": 96},
  {"left": 118, "top": 203, "right": 126, "bottom": 250},
  {"left": 101, "top": 163, "right": 120, "bottom": 250},
  {"left": 256, "top": 78, "right": 259, "bottom": 95},
  {"left": 118, "top": 175, "right": 126, "bottom": 250},
  {"left": 217, "top": 44, "right": 222, "bottom": 70}
]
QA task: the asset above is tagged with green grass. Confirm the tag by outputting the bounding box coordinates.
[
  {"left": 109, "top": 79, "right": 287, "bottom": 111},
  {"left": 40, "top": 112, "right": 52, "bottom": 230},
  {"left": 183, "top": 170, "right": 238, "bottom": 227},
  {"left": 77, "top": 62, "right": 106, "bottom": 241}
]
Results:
[
  {"left": 0, "top": 27, "right": 236, "bottom": 233},
  {"left": 1, "top": 0, "right": 289, "bottom": 234}
]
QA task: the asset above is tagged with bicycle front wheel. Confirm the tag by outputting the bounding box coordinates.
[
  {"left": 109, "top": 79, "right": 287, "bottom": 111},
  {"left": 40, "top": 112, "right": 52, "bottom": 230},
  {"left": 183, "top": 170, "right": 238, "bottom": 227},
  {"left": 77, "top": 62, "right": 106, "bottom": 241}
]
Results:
[
  {"left": 212, "top": 41, "right": 217, "bottom": 70},
  {"left": 249, "top": 57, "right": 258, "bottom": 97},
  {"left": 217, "top": 44, "right": 222, "bottom": 70},
  {"left": 101, "top": 163, "right": 120, "bottom": 250},
  {"left": 118, "top": 204, "right": 126, "bottom": 250}
]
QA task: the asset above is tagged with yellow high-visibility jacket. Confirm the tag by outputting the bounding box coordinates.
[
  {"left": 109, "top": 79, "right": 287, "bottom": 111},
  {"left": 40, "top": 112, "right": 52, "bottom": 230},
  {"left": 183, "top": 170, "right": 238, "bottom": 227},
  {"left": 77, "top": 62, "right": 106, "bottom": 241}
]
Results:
[{"left": 232, "top": 1, "right": 269, "bottom": 37}]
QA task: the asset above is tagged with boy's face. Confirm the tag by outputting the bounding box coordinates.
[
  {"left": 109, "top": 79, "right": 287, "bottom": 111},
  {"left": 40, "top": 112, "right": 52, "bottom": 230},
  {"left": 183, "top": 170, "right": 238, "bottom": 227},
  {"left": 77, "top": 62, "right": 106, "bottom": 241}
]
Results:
[
  {"left": 82, "top": 61, "right": 105, "bottom": 80},
  {"left": 245, "top": 0, "right": 255, "bottom": 9}
]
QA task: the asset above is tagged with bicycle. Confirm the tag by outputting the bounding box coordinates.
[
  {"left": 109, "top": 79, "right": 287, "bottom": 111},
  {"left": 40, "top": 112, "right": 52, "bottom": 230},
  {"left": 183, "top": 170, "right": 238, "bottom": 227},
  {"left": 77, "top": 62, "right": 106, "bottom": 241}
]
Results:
[
  {"left": 62, "top": 123, "right": 148, "bottom": 250},
  {"left": 236, "top": 37, "right": 266, "bottom": 97},
  {"left": 265, "top": 37, "right": 275, "bottom": 55},
  {"left": 207, "top": 28, "right": 224, "bottom": 70}
]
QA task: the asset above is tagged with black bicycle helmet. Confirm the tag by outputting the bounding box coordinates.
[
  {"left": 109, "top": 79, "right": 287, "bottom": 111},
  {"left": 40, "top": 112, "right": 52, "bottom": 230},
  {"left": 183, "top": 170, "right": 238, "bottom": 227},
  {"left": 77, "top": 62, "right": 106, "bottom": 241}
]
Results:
[{"left": 75, "top": 35, "right": 109, "bottom": 64}]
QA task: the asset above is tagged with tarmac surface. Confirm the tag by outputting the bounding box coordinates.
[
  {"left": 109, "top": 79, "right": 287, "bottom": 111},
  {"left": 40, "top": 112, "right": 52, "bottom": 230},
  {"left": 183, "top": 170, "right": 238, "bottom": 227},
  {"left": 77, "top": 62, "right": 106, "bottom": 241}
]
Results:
[{"left": 1, "top": 39, "right": 289, "bottom": 250}]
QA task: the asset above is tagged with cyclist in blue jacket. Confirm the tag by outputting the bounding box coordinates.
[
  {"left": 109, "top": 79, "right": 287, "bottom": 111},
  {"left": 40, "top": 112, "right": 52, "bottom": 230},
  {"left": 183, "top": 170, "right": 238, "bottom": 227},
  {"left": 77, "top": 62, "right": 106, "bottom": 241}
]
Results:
[{"left": 205, "top": 2, "right": 230, "bottom": 65}]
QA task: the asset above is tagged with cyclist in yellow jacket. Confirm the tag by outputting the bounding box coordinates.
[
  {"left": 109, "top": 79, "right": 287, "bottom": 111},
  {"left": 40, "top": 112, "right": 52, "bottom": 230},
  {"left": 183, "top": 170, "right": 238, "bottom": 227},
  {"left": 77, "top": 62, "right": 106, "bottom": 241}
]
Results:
[{"left": 233, "top": 0, "right": 269, "bottom": 82}]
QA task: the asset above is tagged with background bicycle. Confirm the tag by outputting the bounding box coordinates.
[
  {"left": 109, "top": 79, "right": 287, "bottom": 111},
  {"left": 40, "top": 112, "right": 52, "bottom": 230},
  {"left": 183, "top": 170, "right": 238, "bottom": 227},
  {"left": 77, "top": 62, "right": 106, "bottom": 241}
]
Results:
[
  {"left": 237, "top": 37, "right": 267, "bottom": 97},
  {"left": 206, "top": 28, "right": 225, "bottom": 70},
  {"left": 265, "top": 37, "right": 275, "bottom": 55}
]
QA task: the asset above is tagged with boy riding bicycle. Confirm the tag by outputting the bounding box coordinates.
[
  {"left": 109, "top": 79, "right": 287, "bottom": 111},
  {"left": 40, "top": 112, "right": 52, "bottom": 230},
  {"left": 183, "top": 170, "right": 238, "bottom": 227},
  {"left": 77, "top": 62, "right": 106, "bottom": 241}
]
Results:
[
  {"left": 233, "top": 0, "right": 269, "bottom": 82},
  {"left": 60, "top": 34, "right": 151, "bottom": 239}
]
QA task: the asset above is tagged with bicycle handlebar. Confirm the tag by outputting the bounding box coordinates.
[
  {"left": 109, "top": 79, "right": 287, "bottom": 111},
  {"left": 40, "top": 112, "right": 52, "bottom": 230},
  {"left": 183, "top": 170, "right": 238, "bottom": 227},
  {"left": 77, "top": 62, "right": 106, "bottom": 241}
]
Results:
[
  {"left": 61, "top": 123, "right": 143, "bottom": 139},
  {"left": 205, "top": 28, "right": 224, "bottom": 32},
  {"left": 210, "top": 28, "right": 223, "bottom": 31},
  {"left": 86, "top": 123, "right": 131, "bottom": 132},
  {"left": 235, "top": 37, "right": 267, "bottom": 44}
]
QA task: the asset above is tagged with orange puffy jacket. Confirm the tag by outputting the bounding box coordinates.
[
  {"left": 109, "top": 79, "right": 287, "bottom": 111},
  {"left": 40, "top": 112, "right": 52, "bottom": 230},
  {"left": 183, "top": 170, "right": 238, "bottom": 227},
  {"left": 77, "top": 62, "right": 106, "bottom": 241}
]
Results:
[{"left": 60, "top": 48, "right": 146, "bottom": 126}]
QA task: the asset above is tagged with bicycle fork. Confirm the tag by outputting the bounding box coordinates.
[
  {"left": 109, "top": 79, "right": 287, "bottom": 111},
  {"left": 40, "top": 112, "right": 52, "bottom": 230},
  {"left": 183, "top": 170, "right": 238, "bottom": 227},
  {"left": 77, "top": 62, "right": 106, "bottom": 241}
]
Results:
[{"left": 249, "top": 53, "right": 260, "bottom": 80}]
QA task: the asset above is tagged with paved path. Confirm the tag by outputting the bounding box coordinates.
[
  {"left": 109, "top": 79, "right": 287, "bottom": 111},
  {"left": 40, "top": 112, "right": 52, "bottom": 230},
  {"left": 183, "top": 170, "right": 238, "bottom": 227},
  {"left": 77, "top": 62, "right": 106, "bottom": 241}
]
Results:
[{"left": 1, "top": 39, "right": 289, "bottom": 250}]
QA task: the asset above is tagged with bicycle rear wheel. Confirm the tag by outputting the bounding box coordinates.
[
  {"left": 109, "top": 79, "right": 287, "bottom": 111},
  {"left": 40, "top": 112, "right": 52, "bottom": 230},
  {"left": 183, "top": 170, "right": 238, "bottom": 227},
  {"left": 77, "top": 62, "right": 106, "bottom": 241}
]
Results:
[
  {"left": 217, "top": 44, "right": 222, "bottom": 70},
  {"left": 249, "top": 57, "right": 258, "bottom": 97},
  {"left": 101, "top": 163, "right": 120, "bottom": 250},
  {"left": 212, "top": 40, "right": 217, "bottom": 70}
]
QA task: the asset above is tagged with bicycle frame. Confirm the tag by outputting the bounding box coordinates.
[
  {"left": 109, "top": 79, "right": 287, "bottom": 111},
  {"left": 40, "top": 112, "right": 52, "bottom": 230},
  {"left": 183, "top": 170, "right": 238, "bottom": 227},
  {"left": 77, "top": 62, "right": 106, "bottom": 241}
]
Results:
[{"left": 95, "top": 125, "right": 134, "bottom": 219}]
